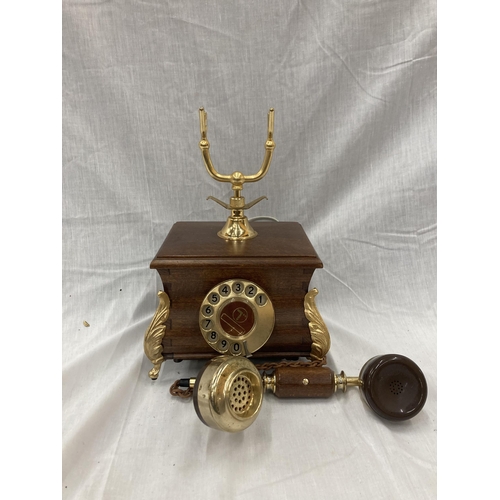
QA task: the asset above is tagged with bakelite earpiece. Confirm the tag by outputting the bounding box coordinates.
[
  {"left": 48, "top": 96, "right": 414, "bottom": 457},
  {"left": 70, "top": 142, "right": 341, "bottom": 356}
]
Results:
[
  {"left": 358, "top": 354, "right": 427, "bottom": 421},
  {"left": 185, "top": 354, "right": 427, "bottom": 432}
]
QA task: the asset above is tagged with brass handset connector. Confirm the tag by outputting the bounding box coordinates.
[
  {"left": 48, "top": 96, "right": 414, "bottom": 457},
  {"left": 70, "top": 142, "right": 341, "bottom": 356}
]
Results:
[
  {"left": 333, "top": 372, "right": 364, "bottom": 393},
  {"left": 198, "top": 107, "right": 276, "bottom": 241}
]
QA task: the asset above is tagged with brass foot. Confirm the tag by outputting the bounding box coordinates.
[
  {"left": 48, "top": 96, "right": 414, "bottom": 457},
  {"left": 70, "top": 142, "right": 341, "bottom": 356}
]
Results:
[{"left": 148, "top": 362, "right": 163, "bottom": 381}]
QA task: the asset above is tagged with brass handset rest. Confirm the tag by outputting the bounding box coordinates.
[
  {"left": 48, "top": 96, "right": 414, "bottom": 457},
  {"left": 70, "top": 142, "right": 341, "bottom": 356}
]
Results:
[{"left": 198, "top": 107, "right": 276, "bottom": 241}]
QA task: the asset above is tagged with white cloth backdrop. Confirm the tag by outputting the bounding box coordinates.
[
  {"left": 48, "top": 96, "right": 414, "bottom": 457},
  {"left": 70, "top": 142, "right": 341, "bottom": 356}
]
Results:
[{"left": 62, "top": 1, "right": 436, "bottom": 498}]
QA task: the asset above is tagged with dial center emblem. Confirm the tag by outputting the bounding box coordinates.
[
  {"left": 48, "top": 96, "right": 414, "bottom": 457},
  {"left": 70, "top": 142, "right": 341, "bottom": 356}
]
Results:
[{"left": 220, "top": 301, "right": 255, "bottom": 336}]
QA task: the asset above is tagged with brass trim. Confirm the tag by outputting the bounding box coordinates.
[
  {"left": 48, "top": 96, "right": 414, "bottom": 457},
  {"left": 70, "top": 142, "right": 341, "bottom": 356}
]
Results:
[
  {"left": 304, "top": 288, "right": 331, "bottom": 360},
  {"left": 143, "top": 291, "right": 170, "bottom": 380},
  {"left": 334, "top": 371, "right": 363, "bottom": 393},
  {"left": 199, "top": 279, "right": 275, "bottom": 356},
  {"left": 198, "top": 107, "right": 275, "bottom": 241},
  {"left": 262, "top": 374, "right": 276, "bottom": 393}
]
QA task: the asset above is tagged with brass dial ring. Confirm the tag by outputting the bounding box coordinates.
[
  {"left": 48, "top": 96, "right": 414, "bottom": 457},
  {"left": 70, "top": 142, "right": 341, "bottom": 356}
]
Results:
[{"left": 199, "top": 279, "right": 275, "bottom": 356}]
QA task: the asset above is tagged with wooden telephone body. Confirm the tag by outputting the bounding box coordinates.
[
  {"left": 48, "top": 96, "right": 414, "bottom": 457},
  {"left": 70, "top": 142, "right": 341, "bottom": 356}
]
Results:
[{"left": 151, "top": 221, "right": 323, "bottom": 361}]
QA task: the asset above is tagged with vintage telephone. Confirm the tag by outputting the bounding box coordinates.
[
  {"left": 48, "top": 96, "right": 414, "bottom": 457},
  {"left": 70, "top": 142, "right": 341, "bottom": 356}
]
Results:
[{"left": 143, "top": 108, "right": 427, "bottom": 432}]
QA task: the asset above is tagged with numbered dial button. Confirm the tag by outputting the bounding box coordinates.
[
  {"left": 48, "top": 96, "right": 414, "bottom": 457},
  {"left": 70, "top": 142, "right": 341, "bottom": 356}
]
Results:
[
  {"left": 255, "top": 293, "right": 267, "bottom": 306},
  {"left": 201, "top": 319, "right": 213, "bottom": 331},
  {"left": 202, "top": 305, "right": 214, "bottom": 317},
  {"left": 207, "top": 331, "right": 218, "bottom": 344},
  {"left": 209, "top": 293, "right": 220, "bottom": 305},
  {"left": 230, "top": 342, "right": 242, "bottom": 355},
  {"left": 218, "top": 339, "right": 229, "bottom": 352}
]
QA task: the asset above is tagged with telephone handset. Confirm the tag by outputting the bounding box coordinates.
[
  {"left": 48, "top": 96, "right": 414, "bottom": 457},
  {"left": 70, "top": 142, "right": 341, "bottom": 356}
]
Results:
[
  {"left": 179, "top": 353, "right": 427, "bottom": 432},
  {"left": 143, "top": 108, "right": 427, "bottom": 432}
]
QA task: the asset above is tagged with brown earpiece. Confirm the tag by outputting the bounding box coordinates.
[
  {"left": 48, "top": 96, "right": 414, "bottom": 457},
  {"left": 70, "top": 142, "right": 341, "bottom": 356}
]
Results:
[{"left": 358, "top": 354, "right": 427, "bottom": 421}]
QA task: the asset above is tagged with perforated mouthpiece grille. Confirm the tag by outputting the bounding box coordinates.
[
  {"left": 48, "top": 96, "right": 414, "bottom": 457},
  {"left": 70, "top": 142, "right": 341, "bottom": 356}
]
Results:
[{"left": 230, "top": 375, "right": 253, "bottom": 414}]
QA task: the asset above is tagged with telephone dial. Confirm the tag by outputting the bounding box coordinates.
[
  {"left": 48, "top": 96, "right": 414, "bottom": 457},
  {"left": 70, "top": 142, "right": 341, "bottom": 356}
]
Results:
[{"left": 143, "top": 108, "right": 427, "bottom": 432}]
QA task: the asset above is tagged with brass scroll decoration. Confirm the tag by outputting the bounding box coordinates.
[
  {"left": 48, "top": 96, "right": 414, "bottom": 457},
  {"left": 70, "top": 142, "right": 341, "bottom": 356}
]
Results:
[
  {"left": 143, "top": 291, "right": 170, "bottom": 380},
  {"left": 304, "top": 288, "right": 331, "bottom": 361}
]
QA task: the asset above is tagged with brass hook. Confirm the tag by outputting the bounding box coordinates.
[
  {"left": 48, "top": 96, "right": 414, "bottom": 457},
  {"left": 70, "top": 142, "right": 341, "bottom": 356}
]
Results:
[
  {"left": 198, "top": 108, "right": 276, "bottom": 241},
  {"left": 198, "top": 108, "right": 275, "bottom": 194}
]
